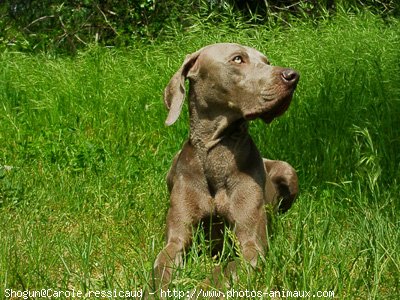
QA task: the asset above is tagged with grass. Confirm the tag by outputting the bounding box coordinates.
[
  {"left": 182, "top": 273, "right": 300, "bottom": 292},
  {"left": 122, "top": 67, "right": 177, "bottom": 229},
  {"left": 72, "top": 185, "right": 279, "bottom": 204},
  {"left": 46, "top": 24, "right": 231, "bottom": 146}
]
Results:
[{"left": 1, "top": 11, "right": 399, "bottom": 299}]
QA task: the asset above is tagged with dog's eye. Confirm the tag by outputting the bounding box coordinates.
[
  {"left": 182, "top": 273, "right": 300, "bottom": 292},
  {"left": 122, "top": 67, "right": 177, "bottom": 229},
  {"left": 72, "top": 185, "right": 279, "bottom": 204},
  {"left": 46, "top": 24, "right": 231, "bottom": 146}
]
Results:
[{"left": 232, "top": 56, "right": 243, "bottom": 64}]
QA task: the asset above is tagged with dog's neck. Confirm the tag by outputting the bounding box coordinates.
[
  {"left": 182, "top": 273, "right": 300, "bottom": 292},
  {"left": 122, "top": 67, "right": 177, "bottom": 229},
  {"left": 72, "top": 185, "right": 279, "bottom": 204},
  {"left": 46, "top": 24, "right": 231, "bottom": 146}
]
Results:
[{"left": 188, "top": 100, "right": 249, "bottom": 152}]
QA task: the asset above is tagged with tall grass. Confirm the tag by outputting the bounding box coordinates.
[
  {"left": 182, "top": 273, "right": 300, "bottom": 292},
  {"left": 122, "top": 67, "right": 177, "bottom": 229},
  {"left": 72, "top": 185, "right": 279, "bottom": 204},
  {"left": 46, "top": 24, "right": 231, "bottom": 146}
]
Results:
[{"left": 0, "top": 12, "right": 399, "bottom": 299}]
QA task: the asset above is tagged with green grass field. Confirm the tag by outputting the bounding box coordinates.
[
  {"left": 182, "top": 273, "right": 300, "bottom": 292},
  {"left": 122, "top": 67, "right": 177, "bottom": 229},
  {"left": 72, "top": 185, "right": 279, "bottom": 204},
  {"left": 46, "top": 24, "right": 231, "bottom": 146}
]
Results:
[{"left": 1, "top": 11, "right": 399, "bottom": 299}]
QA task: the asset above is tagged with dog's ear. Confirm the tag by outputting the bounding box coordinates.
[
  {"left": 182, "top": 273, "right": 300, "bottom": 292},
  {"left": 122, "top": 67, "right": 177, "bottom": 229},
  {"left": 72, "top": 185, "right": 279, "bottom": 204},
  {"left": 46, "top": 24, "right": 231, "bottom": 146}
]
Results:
[{"left": 164, "top": 51, "right": 200, "bottom": 126}]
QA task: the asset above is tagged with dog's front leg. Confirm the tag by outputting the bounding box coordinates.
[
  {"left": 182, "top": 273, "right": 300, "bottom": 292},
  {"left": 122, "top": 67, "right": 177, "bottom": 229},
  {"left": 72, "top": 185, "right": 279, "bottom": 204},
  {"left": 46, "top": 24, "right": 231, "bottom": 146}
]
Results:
[
  {"left": 153, "top": 181, "right": 205, "bottom": 292},
  {"left": 203, "top": 186, "right": 267, "bottom": 288},
  {"left": 153, "top": 212, "right": 192, "bottom": 291},
  {"left": 230, "top": 183, "right": 267, "bottom": 268}
]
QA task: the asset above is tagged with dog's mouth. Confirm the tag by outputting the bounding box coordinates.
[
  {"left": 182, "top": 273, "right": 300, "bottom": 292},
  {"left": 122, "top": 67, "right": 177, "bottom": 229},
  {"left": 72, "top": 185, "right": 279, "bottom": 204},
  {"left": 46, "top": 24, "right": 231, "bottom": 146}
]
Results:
[{"left": 244, "top": 92, "right": 294, "bottom": 124}]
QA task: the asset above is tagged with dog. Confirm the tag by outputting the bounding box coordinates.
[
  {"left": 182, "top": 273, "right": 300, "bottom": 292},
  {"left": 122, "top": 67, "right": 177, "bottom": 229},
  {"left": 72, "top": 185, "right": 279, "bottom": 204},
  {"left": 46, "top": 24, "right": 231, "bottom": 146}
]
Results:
[{"left": 153, "top": 43, "right": 299, "bottom": 289}]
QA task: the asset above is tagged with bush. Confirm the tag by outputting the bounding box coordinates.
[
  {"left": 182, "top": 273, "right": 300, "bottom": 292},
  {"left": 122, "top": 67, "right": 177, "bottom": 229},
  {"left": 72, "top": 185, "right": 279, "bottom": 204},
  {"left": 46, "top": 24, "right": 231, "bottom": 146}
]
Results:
[{"left": 0, "top": 0, "right": 399, "bottom": 54}]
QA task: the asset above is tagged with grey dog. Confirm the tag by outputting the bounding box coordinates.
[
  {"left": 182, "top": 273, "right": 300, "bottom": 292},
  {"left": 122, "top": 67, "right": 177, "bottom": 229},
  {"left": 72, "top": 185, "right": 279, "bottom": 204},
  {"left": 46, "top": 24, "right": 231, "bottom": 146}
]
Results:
[{"left": 154, "top": 43, "right": 300, "bottom": 288}]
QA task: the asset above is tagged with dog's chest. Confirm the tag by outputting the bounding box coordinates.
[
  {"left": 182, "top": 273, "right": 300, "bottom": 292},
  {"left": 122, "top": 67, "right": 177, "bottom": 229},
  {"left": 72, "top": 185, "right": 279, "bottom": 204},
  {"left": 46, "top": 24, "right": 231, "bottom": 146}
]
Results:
[
  {"left": 204, "top": 146, "right": 234, "bottom": 184},
  {"left": 202, "top": 140, "right": 248, "bottom": 193}
]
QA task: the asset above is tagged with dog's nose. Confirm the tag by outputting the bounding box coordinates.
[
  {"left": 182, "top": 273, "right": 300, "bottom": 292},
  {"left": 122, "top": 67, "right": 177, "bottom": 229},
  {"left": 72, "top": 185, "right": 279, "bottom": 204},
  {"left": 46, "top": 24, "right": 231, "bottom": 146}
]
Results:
[{"left": 281, "top": 69, "right": 299, "bottom": 85}]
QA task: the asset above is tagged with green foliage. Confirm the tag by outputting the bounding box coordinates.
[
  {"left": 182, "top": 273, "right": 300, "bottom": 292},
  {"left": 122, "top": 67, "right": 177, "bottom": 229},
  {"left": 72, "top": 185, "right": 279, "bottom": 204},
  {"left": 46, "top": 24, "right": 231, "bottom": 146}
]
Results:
[
  {"left": 0, "top": 0, "right": 187, "bottom": 52},
  {"left": 1, "top": 0, "right": 399, "bottom": 54}
]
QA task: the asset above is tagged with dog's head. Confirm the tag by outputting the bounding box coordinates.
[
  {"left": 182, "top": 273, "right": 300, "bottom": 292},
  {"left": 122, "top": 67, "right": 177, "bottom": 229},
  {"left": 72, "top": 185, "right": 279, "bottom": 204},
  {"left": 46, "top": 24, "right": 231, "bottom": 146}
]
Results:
[{"left": 164, "top": 43, "right": 299, "bottom": 126}]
